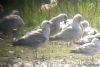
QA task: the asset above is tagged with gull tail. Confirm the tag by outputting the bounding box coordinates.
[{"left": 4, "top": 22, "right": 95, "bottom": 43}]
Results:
[
  {"left": 70, "top": 50, "right": 80, "bottom": 53},
  {"left": 74, "top": 41, "right": 85, "bottom": 45},
  {"left": 49, "top": 36, "right": 56, "bottom": 41},
  {"left": 49, "top": 36, "right": 63, "bottom": 41},
  {"left": 12, "top": 39, "right": 24, "bottom": 47}
]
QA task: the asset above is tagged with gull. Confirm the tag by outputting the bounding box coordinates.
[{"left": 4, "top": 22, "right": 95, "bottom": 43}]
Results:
[
  {"left": 60, "top": 18, "right": 73, "bottom": 31},
  {"left": 80, "top": 20, "right": 89, "bottom": 38},
  {"left": 49, "top": 14, "right": 83, "bottom": 43},
  {"left": 74, "top": 34, "right": 95, "bottom": 45},
  {"left": 81, "top": 20, "right": 98, "bottom": 37},
  {"left": 49, "top": 13, "right": 67, "bottom": 36},
  {"left": 74, "top": 20, "right": 99, "bottom": 45},
  {"left": 0, "top": 10, "right": 24, "bottom": 40},
  {"left": 70, "top": 38, "right": 100, "bottom": 62},
  {"left": 13, "top": 20, "right": 51, "bottom": 58},
  {"left": 74, "top": 33, "right": 100, "bottom": 45}
]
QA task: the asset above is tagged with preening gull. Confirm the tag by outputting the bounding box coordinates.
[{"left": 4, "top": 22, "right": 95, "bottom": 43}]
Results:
[
  {"left": 49, "top": 13, "right": 67, "bottom": 36},
  {"left": 60, "top": 18, "right": 73, "bottom": 31},
  {"left": 13, "top": 20, "right": 51, "bottom": 57},
  {"left": 49, "top": 14, "right": 83, "bottom": 42}
]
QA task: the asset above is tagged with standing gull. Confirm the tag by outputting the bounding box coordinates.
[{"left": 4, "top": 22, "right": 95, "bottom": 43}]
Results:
[
  {"left": 13, "top": 20, "right": 51, "bottom": 58},
  {"left": 49, "top": 14, "right": 83, "bottom": 43},
  {"left": 49, "top": 13, "right": 67, "bottom": 36}
]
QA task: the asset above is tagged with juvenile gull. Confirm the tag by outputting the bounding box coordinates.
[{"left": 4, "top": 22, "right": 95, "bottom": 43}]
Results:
[
  {"left": 13, "top": 20, "right": 51, "bottom": 57},
  {"left": 49, "top": 13, "right": 67, "bottom": 36},
  {"left": 49, "top": 14, "right": 83, "bottom": 43},
  {"left": 0, "top": 10, "right": 24, "bottom": 39},
  {"left": 81, "top": 20, "right": 98, "bottom": 37}
]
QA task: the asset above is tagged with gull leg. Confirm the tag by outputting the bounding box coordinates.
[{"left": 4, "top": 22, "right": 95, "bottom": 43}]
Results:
[
  {"left": 91, "top": 56, "right": 94, "bottom": 64},
  {"left": 33, "top": 48, "right": 38, "bottom": 59}
]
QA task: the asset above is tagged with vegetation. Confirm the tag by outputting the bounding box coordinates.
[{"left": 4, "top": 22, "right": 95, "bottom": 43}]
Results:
[{"left": 2, "top": 0, "right": 100, "bottom": 29}]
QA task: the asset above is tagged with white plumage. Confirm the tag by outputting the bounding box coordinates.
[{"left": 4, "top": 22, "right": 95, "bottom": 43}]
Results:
[
  {"left": 74, "top": 20, "right": 99, "bottom": 45},
  {"left": 81, "top": 20, "right": 98, "bottom": 37},
  {"left": 74, "top": 35, "right": 95, "bottom": 45},
  {"left": 70, "top": 38, "right": 100, "bottom": 56},
  {"left": 49, "top": 13, "right": 67, "bottom": 36},
  {"left": 74, "top": 33, "right": 100, "bottom": 45},
  {"left": 60, "top": 18, "right": 73, "bottom": 31},
  {"left": 49, "top": 14, "right": 83, "bottom": 42}
]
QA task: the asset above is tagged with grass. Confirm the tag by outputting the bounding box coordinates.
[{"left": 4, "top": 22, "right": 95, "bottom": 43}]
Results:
[
  {"left": 1, "top": 0, "right": 100, "bottom": 64},
  {"left": 1, "top": 40, "right": 100, "bottom": 64}
]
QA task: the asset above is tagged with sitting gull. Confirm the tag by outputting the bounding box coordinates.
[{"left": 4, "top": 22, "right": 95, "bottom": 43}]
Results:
[
  {"left": 74, "top": 33, "right": 100, "bottom": 45},
  {"left": 70, "top": 37, "right": 100, "bottom": 62},
  {"left": 81, "top": 20, "right": 98, "bottom": 37}
]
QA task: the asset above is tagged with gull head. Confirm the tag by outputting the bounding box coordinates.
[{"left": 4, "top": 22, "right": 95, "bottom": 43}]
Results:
[
  {"left": 73, "top": 14, "right": 84, "bottom": 23},
  {"left": 40, "top": 20, "right": 51, "bottom": 29},
  {"left": 11, "top": 10, "right": 19, "bottom": 15},
  {"left": 81, "top": 20, "right": 89, "bottom": 29},
  {"left": 58, "top": 13, "right": 67, "bottom": 24}
]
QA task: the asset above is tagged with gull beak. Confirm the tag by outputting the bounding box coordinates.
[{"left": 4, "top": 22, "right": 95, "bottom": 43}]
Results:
[
  {"left": 48, "top": 21, "right": 52, "bottom": 26},
  {"left": 64, "top": 20, "right": 66, "bottom": 24}
]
